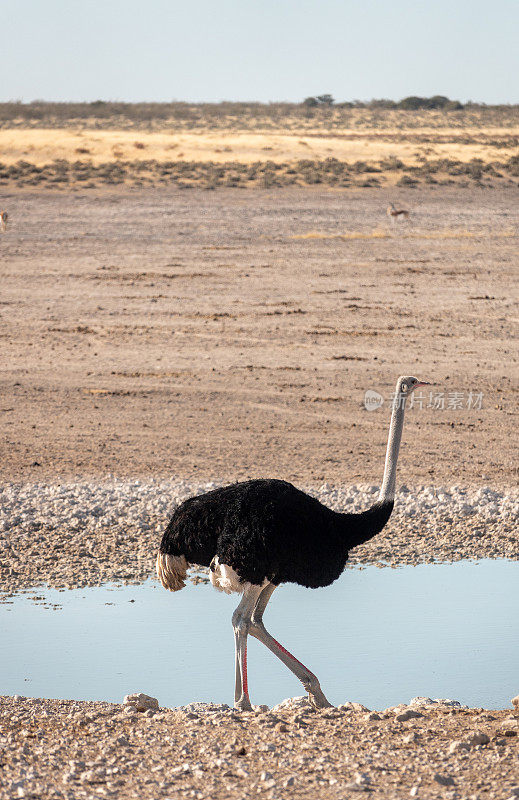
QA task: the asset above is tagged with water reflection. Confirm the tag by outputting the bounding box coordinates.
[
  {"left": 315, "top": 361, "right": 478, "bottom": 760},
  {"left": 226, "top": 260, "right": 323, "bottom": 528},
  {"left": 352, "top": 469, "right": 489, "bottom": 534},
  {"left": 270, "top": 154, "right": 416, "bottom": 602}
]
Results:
[{"left": 1, "top": 560, "right": 517, "bottom": 710}]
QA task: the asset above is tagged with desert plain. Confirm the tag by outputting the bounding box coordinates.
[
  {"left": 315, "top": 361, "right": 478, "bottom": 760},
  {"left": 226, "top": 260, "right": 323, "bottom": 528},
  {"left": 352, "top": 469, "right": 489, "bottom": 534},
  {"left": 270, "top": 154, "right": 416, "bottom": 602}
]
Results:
[{"left": 0, "top": 105, "right": 518, "bottom": 799}]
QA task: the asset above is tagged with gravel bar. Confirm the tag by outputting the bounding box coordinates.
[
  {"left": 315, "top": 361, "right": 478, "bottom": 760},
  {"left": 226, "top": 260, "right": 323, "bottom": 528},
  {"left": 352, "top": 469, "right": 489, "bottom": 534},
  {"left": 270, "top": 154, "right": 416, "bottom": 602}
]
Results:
[
  {"left": 1, "top": 694, "right": 518, "bottom": 800},
  {"left": 1, "top": 481, "right": 518, "bottom": 596}
]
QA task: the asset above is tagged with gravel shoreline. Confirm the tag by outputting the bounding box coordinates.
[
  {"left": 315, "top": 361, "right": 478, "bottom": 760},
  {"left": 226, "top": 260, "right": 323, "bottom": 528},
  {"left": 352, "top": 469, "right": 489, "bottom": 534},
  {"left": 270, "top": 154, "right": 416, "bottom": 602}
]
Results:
[
  {"left": 1, "top": 694, "right": 518, "bottom": 800},
  {"left": 1, "top": 481, "right": 518, "bottom": 596}
]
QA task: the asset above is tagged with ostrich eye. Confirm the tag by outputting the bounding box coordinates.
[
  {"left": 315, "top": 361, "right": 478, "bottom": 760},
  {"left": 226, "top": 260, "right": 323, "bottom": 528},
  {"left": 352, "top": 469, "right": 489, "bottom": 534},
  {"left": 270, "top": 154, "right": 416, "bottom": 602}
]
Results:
[{"left": 401, "top": 383, "right": 408, "bottom": 392}]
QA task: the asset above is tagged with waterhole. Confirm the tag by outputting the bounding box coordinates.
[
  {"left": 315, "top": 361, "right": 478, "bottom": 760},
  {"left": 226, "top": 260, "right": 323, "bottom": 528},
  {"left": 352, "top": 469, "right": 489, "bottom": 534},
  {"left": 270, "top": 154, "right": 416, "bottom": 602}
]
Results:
[{"left": 1, "top": 560, "right": 517, "bottom": 710}]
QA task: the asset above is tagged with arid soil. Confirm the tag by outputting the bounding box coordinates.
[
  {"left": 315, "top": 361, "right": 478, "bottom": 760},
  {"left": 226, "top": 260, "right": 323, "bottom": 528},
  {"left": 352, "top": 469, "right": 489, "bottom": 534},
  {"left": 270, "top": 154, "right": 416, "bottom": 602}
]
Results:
[
  {"left": 1, "top": 186, "right": 518, "bottom": 799},
  {"left": 1, "top": 695, "right": 518, "bottom": 800},
  {"left": 1, "top": 187, "right": 517, "bottom": 487}
]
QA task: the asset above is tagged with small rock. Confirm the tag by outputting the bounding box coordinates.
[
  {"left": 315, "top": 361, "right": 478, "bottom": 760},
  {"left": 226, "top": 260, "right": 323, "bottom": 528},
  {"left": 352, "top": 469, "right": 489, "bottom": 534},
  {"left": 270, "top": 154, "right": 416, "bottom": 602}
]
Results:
[
  {"left": 234, "top": 767, "right": 248, "bottom": 778},
  {"left": 396, "top": 709, "right": 424, "bottom": 722},
  {"left": 410, "top": 787, "right": 419, "bottom": 797},
  {"left": 260, "top": 771, "right": 273, "bottom": 782},
  {"left": 366, "top": 711, "right": 381, "bottom": 721},
  {"left": 409, "top": 697, "right": 434, "bottom": 707},
  {"left": 434, "top": 699, "right": 462, "bottom": 708},
  {"left": 434, "top": 773, "right": 455, "bottom": 786},
  {"left": 123, "top": 693, "right": 159, "bottom": 712},
  {"left": 283, "top": 777, "right": 296, "bottom": 788},
  {"left": 338, "top": 702, "right": 370, "bottom": 713},
  {"left": 79, "top": 770, "right": 97, "bottom": 784},
  {"left": 448, "top": 740, "right": 470, "bottom": 754},
  {"left": 271, "top": 696, "right": 311, "bottom": 712},
  {"left": 404, "top": 732, "right": 420, "bottom": 744},
  {"left": 511, "top": 695, "right": 519, "bottom": 711},
  {"left": 466, "top": 731, "right": 489, "bottom": 746}
]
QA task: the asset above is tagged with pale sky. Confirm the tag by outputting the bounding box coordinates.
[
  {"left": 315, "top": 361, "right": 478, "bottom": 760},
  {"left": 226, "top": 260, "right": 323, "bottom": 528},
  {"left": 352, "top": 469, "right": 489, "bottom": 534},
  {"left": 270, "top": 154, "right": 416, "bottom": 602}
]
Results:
[{"left": 2, "top": 0, "right": 518, "bottom": 104}]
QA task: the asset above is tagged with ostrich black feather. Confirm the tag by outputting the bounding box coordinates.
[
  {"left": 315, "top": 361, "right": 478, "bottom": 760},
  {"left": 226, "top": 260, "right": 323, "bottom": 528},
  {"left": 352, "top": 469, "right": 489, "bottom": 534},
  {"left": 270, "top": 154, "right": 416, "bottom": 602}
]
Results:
[{"left": 159, "top": 479, "right": 393, "bottom": 588}]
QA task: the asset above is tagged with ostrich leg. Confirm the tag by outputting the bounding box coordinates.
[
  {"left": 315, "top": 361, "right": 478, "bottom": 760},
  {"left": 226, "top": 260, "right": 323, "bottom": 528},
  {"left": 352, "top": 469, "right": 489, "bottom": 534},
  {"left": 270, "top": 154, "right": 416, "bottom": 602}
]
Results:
[
  {"left": 249, "top": 582, "right": 332, "bottom": 709},
  {"left": 232, "top": 585, "right": 265, "bottom": 711}
]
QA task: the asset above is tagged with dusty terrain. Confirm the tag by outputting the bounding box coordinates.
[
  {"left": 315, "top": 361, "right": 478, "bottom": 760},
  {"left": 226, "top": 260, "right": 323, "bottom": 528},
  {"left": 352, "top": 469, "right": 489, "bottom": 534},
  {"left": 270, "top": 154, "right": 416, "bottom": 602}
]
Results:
[
  {"left": 1, "top": 187, "right": 517, "bottom": 487},
  {"left": 1, "top": 184, "right": 518, "bottom": 799},
  {"left": 1, "top": 695, "right": 518, "bottom": 800}
]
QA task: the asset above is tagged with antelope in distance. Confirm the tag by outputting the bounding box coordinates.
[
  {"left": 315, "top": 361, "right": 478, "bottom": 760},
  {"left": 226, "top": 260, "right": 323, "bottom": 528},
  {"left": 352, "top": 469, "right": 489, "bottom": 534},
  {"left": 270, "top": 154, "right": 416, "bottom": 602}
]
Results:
[{"left": 387, "top": 203, "right": 410, "bottom": 221}]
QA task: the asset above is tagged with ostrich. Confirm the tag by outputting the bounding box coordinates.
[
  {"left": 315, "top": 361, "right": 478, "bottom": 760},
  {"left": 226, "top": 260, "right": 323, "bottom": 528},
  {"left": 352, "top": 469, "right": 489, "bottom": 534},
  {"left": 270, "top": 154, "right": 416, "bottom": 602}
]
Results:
[
  {"left": 387, "top": 203, "right": 410, "bottom": 221},
  {"left": 157, "top": 375, "right": 429, "bottom": 710},
  {"left": 0, "top": 211, "right": 7, "bottom": 232}
]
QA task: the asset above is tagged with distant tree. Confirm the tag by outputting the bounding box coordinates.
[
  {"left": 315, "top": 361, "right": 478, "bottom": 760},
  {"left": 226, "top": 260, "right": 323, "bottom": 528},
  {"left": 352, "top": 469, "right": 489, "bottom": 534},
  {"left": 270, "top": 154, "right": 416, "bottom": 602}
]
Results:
[
  {"left": 398, "top": 96, "right": 425, "bottom": 110},
  {"left": 316, "top": 94, "right": 335, "bottom": 105},
  {"left": 397, "top": 95, "right": 464, "bottom": 110},
  {"left": 369, "top": 98, "right": 397, "bottom": 109},
  {"left": 303, "top": 96, "right": 319, "bottom": 107}
]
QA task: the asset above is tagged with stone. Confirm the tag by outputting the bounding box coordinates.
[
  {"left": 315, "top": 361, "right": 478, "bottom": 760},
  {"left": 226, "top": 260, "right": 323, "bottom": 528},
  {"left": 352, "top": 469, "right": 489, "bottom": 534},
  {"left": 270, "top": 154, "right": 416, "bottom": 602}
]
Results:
[
  {"left": 409, "top": 697, "right": 434, "bottom": 707},
  {"left": 338, "top": 702, "right": 370, "bottom": 713},
  {"left": 448, "top": 740, "right": 470, "bottom": 754},
  {"left": 123, "top": 693, "right": 159, "bottom": 712},
  {"left": 466, "top": 731, "right": 489, "bottom": 746},
  {"left": 271, "top": 696, "right": 311, "bottom": 713},
  {"left": 434, "top": 773, "right": 455, "bottom": 786},
  {"left": 396, "top": 709, "right": 424, "bottom": 722},
  {"left": 511, "top": 695, "right": 519, "bottom": 711},
  {"left": 235, "top": 768, "right": 249, "bottom": 778}
]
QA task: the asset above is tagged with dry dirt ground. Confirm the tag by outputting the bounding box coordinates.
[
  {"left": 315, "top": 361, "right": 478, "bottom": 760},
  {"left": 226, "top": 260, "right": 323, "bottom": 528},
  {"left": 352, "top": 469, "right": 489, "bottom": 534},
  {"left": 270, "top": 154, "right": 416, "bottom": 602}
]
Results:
[
  {"left": 0, "top": 186, "right": 517, "bottom": 488},
  {"left": 1, "top": 696, "right": 518, "bottom": 800}
]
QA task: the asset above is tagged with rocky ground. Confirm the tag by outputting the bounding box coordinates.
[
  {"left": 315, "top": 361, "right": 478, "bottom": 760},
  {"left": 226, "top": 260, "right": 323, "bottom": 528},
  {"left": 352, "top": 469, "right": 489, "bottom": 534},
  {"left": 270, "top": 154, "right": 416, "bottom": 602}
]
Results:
[
  {"left": 0, "top": 480, "right": 518, "bottom": 595},
  {"left": 1, "top": 694, "right": 518, "bottom": 800}
]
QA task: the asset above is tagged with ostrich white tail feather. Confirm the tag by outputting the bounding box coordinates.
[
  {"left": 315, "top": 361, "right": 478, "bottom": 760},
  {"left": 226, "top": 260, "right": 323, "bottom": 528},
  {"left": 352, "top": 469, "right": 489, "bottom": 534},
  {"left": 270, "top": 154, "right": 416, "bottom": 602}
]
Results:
[{"left": 156, "top": 553, "right": 188, "bottom": 591}]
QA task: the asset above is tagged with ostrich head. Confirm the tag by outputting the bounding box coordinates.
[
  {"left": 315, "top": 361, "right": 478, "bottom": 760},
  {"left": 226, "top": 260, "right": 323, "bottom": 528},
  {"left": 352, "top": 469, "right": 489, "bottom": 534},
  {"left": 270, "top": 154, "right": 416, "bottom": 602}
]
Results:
[{"left": 396, "top": 375, "right": 430, "bottom": 396}]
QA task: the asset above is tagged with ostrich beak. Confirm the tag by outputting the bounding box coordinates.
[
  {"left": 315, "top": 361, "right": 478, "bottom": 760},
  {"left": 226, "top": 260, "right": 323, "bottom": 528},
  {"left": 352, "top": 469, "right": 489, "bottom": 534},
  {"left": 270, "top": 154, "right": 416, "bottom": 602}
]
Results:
[{"left": 415, "top": 381, "right": 431, "bottom": 388}]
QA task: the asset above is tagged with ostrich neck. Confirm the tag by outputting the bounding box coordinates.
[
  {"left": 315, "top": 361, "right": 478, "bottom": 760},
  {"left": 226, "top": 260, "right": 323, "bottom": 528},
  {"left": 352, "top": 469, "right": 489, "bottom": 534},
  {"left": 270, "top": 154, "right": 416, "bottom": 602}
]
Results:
[{"left": 378, "top": 395, "right": 407, "bottom": 504}]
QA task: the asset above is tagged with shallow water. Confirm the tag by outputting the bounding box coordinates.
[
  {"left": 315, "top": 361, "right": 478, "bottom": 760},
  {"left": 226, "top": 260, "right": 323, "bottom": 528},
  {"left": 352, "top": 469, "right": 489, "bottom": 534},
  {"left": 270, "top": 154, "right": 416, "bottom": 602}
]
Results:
[{"left": 1, "top": 560, "right": 517, "bottom": 710}]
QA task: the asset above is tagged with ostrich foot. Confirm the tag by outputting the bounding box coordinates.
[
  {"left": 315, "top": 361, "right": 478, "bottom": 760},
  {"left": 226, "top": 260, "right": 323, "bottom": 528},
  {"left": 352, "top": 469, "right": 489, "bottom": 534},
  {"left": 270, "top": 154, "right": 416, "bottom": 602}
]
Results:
[
  {"left": 234, "top": 696, "right": 253, "bottom": 712},
  {"left": 308, "top": 687, "right": 333, "bottom": 709}
]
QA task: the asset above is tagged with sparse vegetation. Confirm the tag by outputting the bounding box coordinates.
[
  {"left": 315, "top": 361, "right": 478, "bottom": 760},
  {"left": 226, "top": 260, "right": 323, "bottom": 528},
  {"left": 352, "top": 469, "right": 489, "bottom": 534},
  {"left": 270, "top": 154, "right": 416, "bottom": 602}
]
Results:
[
  {"left": 1, "top": 98, "right": 518, "bottom": 131},
  {"left": 1, "top": 153, "right": 518, "bottom": 190},
  {"left": 1, "top": 99, "right": 518, "bottom": 190}
]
